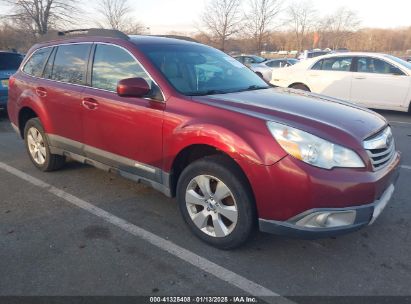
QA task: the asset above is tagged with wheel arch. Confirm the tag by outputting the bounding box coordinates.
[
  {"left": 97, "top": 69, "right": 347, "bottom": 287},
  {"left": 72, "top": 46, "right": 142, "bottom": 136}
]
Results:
[
  {"left": 18, "top": 107, "right": 39, "bottom": 139},
  {"left": 288, "top": 82, "right": 311, "bottom": 91},
  {"left": 168, "top": 144, "right": 255, "bottom": 203}
]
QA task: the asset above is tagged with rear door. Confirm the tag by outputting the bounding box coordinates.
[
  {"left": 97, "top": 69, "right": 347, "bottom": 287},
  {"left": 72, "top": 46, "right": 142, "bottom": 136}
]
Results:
[
  {"left": 350, "top": 56, "right": 411, "bottom": 109},
  {"left": 81, "top": 43, "right": 165, "bottom": 179},
  {"left": 42, "top": 43, "right": 92, "bottom": 151},
  {"left": 305, "top": 56, "right": 354, "bottom": 100}
]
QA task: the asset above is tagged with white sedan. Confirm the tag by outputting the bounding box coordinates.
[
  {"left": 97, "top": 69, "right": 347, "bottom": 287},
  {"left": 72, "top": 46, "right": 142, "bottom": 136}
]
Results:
[{"left": 270, "top": 52, "right": 411, "bottom": 112}]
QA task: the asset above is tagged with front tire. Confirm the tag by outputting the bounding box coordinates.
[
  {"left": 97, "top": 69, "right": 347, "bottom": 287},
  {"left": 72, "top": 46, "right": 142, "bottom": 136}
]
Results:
[
  {"left": 177, "top": 155, "right": 255, "bottom": 249},
  {"left": 24, "top": 118, "right": 65, "bottom": 172}
]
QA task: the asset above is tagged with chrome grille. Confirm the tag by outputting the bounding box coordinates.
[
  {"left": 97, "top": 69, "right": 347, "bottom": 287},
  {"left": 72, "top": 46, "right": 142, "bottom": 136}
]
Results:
[{"left": 363, "top": 127, "right": 395, "bottom": 171}]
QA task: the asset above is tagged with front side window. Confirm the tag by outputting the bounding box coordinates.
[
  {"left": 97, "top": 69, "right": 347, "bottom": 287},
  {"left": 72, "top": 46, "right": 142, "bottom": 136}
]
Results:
[
  {"left": 139, "top": 44, "right": 269, "bottom": 96},
  {"left": 23, "top": 48, "right": 52, "bottom": 77},
  {"left": 357, "top": 57, "right": 405, "bottom": 75},
  {"left": 51, "top": 44, "right": 91, "bottom": 85},
  {"left": 312, "top": 57, "right": 352, "bottom": 72},
  {"left": 92, "top": 44, "right": 153, "bottom": 92}
]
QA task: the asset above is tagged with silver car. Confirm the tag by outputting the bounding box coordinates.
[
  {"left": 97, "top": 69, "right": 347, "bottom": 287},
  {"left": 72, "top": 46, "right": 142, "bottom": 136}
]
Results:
[{"left": 234, "top": 55, "right": 298, "bottom": 81}]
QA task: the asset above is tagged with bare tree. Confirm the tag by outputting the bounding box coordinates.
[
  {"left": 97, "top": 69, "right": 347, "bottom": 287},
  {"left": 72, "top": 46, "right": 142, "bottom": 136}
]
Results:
[
  {"left": 286, "top": 0, "right": 317, "bottom": 51},
  {"left": 322, "top": 7, "right": 360, "bottom": 50},
  {"left": 95, "top": 0, "right": 145, "bottom": 34},
  {"left": 201, "top": 0, "right": 243, "bottom": 51},
  {"left": 246, "top": 0, "right": 283, "bottom": 52},
  {"left": 1, "top": 0, "right": 79, "bottom": 36}
]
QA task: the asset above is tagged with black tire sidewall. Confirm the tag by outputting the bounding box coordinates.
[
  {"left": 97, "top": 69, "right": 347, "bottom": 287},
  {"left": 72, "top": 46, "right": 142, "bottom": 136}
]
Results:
[{"left": 176, "top": 156, "right": 255, "bottom": 249}]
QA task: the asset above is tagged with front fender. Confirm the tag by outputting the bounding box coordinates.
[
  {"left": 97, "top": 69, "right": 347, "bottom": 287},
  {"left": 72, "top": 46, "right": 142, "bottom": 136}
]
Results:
[{"left": 163, "top": 119, "right": 287, "bottom": 172}]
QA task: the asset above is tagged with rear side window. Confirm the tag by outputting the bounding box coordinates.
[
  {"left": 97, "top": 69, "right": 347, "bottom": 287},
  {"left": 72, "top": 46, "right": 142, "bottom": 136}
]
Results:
[
  {"left": 92, "top": 44, "right": 152, "bottom": 92},
  {"left": 23, "top": 48, "right": 52, "bottom": 77},
  {"left": 0, "top": 53, "right": 24, "bottom": 71},
  {"left": 51, "top": 44, "right": 91, "bottom": 85}
]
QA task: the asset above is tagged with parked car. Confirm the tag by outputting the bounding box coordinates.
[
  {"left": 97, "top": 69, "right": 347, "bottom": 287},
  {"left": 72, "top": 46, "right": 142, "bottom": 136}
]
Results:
[
  {"left": 8, "top": 30, "right": 400, "bottom": 249},
  {"left": 271, "top": 52, "right": 411, "bottom": 112},
  {"left": 233, "top": 54, "right": 271, "bottom": 81},
  {"left": 298, "top": 49, "right": 331, "bottom": 60},
  {"left": 253, "top": 58, "right": 299, "bottom": 81},
  {"left": 0, "top": 51, "right": 24, "bottom": 111}
]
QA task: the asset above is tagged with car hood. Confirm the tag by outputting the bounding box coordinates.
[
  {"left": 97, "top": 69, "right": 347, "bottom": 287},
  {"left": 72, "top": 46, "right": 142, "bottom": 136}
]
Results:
[{"left": 192, "top": 87, "right": 387, "bottom": 149}]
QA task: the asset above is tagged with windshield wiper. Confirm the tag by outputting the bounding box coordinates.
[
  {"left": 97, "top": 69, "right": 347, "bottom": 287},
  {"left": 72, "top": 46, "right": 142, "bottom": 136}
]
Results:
[
  {"left": 237, "top": 85, "right": 270, "bottom": 92},
  {"left": 187, "top": 89, "right": 228, "bottom": 96}
]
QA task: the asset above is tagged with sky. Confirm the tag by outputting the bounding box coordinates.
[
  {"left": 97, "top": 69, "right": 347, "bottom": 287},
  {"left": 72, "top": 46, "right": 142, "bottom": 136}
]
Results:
[
  {"left": 1, "top": 0, "right": 411, "bottom": 34},
  {"left": 112, "top": 0, "right": 411, "bottom": 34}
]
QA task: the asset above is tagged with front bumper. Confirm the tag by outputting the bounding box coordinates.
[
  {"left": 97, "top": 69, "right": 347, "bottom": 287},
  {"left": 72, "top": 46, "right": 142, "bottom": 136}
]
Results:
[{"left": 259, "top": 169, "right": 399, "bottom": 239}]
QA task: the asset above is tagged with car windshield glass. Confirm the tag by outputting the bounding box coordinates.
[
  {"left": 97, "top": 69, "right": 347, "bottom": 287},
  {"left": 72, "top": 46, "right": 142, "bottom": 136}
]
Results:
[
  {"left": 384, "top": 55, "right": 411, "bottom": 70},
  {"left": 138, "top": 44, "right": 269, "bottom": 96},
  {"left": 0, "top": 53, "right": 24, "bottom": 70}
]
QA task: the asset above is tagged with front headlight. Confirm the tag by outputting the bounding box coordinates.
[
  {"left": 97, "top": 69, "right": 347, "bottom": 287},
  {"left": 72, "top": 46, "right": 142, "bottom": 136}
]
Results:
[{"left": 267, "top": 121, "right": 365, "bottom": 169}]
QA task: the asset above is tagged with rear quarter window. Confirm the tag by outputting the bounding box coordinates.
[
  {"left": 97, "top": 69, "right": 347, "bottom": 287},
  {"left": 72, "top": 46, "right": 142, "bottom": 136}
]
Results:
[{"left": 23, "top": 48, "right": 52, "bottom": 77}]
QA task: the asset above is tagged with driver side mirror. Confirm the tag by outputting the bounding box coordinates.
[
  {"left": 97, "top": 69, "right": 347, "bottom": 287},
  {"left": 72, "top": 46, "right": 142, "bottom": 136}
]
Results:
[{"left": 117, "top": 77, "right": 150, "bottom": 97}]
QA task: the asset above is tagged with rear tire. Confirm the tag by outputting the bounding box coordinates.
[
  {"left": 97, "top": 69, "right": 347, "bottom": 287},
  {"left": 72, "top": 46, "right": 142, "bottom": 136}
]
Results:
[
  {"left": 176, "top": 155, "right": 255, "bottom": 249},
  {"left": 290, "top": 83, "right": 310, "bottom": 91},
  {"left": 24, "top": 118, "right": 65, "bottom": 172}
]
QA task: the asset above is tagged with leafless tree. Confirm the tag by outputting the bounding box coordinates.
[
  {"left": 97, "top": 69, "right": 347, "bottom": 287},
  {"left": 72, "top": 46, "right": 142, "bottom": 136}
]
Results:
[
  {"left": 246, "top": 0, "right": 283, "bottom": 52},
  {"left": 286, "top": 0, "right": 317, "bottom": 51},
  {"left": 322, "top": 7, "right": 360, "bottom": 50},
  {"left": 1, "top": 0, "right": 79, "bottom": 36},
  {"left": 201, "top": 0, "right": 243, "bottom": 51},
  {"left": 95, "top": 0, "right": 145, "bottom": 34}
]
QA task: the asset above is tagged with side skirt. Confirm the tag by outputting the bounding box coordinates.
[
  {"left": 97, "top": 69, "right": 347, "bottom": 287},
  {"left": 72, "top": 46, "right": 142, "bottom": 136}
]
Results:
[{"left": 49, "top": 146, "right": 172, "bottom": 198}]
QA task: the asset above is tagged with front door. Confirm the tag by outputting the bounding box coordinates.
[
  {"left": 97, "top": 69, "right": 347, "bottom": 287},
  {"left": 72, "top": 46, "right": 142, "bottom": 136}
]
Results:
[{"left": 81, "top": 43, "right": 165, "bottom": 180}]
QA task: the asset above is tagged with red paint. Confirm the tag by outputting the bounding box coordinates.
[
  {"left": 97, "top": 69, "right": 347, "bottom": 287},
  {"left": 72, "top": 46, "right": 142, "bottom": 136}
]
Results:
[{"left": 8, "top": 36, "right": 401, "bottom": 222}]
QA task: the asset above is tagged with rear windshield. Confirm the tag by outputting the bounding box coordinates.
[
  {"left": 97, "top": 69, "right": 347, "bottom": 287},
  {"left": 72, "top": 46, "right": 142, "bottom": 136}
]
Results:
[{"left": 0, "top": 53, "right": 24, "bottom": 70}]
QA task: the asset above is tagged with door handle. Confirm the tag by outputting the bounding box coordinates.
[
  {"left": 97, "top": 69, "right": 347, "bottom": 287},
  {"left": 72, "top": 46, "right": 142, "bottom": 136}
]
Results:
[
  {"left": 82, "top": 98, "right": 99, "bottom": 110},
  {"left": 35, "top": 87, "right": 47, "bottom": 97},
  {"left": 309, "top": 74, "right": 319, "bottom": 77},
  {"left": 354, "top": 76, "right": 366, "bottom": 80}
]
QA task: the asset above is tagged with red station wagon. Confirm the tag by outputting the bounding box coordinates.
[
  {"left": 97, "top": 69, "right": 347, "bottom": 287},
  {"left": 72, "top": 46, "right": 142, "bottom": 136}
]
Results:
[{"left": 8, "top": 29, "right": 401, "bottom": 248}]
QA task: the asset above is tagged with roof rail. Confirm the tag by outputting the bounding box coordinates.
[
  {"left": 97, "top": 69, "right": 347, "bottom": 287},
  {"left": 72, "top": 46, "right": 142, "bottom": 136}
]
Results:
[
  {"left": 40, "top": 28, "right": 130, "bottom": 41},
  {"left": 154, "top": 35, "right": 198, "bottom": 43}
]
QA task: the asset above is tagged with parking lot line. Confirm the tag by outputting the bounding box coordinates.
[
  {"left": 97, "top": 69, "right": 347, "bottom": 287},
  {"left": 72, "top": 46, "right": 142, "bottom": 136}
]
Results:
[
  {"left": 0, "top": 161, "right": 294, "bottom": 304},
  {"left": 402, "top": 165, "right": 411, "bottom": 170}
]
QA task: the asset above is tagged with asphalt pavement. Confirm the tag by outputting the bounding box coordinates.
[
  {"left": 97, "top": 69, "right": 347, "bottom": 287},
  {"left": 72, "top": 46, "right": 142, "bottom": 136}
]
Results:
[{"left": 0, "top": 109, "right": 410, "bottom": 301}]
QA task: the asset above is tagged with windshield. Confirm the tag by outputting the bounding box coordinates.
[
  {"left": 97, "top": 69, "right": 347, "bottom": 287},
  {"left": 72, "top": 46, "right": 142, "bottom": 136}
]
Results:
[
  {"left": 384, "top": 55, "right": 411, "bottom": 70},
  {"left": 138, "top": 44, "right": 269, "bottom": 96},
  {"left": 0, "top": 53, "right": 24, "bottom": 70}
]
